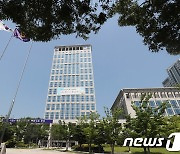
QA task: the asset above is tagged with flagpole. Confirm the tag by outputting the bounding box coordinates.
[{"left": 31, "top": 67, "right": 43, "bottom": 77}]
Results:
[
  {"left": 0, "top": 34, "right": 13, "bottom": 61},
  {"left": 0, "top": 41, "right": 33, "bottom": 145}
]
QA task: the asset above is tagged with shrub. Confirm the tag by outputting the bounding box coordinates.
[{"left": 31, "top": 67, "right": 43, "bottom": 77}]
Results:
[
  {"left": 72, "top": 144, "right": 104, "bottom": 153},
  {"left": 6, "top": 139, "right": 17, "bottom": 148},
  {"left": 15, "top": 142, "right": 28, "bottom": 148}
]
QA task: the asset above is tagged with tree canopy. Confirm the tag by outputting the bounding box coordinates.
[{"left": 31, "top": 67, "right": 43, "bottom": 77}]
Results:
[
  {"left": 0, "top": 0, "right": 179, "bottom": 55},
  {"left": 0, "top": 0, "right": 110, "bottom": 41},
  {"left": 125, "top": 94, "right": 167, "bottom": 154},
  {"left": 113, "top": 0, "right": 180, "bottom": 55}
]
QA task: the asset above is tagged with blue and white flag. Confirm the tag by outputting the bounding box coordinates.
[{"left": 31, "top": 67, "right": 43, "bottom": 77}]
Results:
[{"left": 0, "top": 20, "right": 13, "bottom": 32}]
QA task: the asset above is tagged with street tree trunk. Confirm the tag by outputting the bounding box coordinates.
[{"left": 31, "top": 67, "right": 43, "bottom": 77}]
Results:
[
  {"left": 111, "top": 143, "right": 115, "bottom": 154},
  {"left": 147, "top": 147, "right": 150, "bottom": 154},
  {"left": 143, "top": 147, "right": 147, "bottom": 154}
]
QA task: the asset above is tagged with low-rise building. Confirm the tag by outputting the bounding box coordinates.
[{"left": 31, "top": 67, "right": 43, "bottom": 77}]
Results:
[{"left": 111, "top": 87, "right": 180, "bottom": 119}]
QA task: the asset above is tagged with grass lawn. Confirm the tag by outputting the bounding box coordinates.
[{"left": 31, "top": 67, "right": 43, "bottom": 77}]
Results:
[{"left": 104, "top": 146, "right": 180, "bottom": 154}]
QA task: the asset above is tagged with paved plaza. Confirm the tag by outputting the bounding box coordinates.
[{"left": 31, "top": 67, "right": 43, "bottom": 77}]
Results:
[{"left": 6, "top": 148, "right": 75, "bottom": 154}]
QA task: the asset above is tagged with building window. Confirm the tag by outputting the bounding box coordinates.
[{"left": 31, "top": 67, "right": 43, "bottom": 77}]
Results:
[
  {"left": 66, "top": 95, "right": 70, "bottom": 102},
  {"left": 134, "top": 101, "right": 140, "bottom": 107},
  {"left": 86, "top": 112, "right": 90, "bottom": 117},
  {"left": 81, "top": 95, "right": 85, "bottom": 102},
  {"left": 52, "top": 96, "right": 56, "bottom": 102},
  {"left": 90, "top": 95, "right": 94, "bottom": 102},
  {"left": 81, "top": 81, "right": 84, "bottom": 86},
  {"left": 85, "top": 75, "right": 88, "bottom": 80},
  {"left": 71, "top": 104, "right": 75, "bottom": 111},
  {"left": 89, "top": 81, "right": 93, "bottom": 86},
  {"left": 51, "top": 76, "right": 54, "bottom": 81},
  {"left": 46, "top": 104, "right": 51, "bottom": 110},
  {"left": 50, "top": 82, "right": 53, "bottom": 87},
  {"left": 50, "top": 112, "right": 54, "bottom": 119},
  {"left": 88, "top": 58, "right": 91, "bottom": 62},
  {"left": 89, "top": 75, "right": 92, "bottom": 80},
  {"left": 170, "top": 100, "right": 179, "bottom": 108},
  {"left": 86, "top": 95, "right": 89, "bottom": 102},
  {"left": 85, "top": 88, "right": 89, "bottom": 94},
  {"left": 47, "top": 96, "right": 51, "bottom": 102},
  {"left": 81, "top": 112, "right": 85, "bottom": 116},
  {"left": 55, "top": 76, "right": 58, "bottom": 80},
  {"left": 54, "top": 82, "right": 57, "bottom": 87},
  {"left": 155, "top": 101, "right": 162, "bottom": 106},
  {"left": 177, "top": 100, "right": 180, "bottom": 107},
  {"left": 48, "top": 89, "right": 52, "bottom": 94},
  {"left": 53, "top": 89, "right": 57, "bottom": 94},
  {"left": 55, "top": 112, "right": 59, "bottom": 119},
  {"left": 81, "top": 104, "right": 85, "bottom": 110},
  {"left": 76, "top": 95, "right": 80, "bottom": 102},
  {"left": 91, "top": 104, "right": 95, "bottom": 110},
  {"left": 56, "top": 104, "right": 60, "bottom": 110},
  {"left": 62, "top": 96, "right": 65, "bottom": 102},
  {"left": 57, "top": 96, "right": 61, "bottom": 102},
  {"left": 174, "top": 108, "right": 180, "bottom": 115},
  {"left": 86, "top": 104, "right": 90, "bottom": 110},
  {"left": 51, "top": 104, "right": 55, "bottom": 110},
  {"left": 80, "top": 75, "right": 84, "bottom": 80},
  {"left": 56, "top": 70, "right": 59, "bottom": 74},
  {"left": 90, "top": 88, "right": 94, "bottom": 94},
  {"left": 85, "top": 81, "right": 88, "bottom": 86},
  {"left": 76, "top": 104, "right": 80, "bottom": 110},
  {"left": 149, "top": 101, "right": 156, "bottom": 107},
  {"left": 71, "top": 95, "right": 75, "bottom": 102},
  {"left": 166, "top": 108, "right": 174, "bottom": 116},
  {"left": 45, "top": 112, "right": 49, "bottom": 119}
]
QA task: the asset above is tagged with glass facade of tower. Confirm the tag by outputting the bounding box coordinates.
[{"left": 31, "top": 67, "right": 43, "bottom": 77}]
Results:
[
  {"left": 44, "top": 45, "right": 96, "bottom": 122},
  {"left": 163, "top": 59, "right": 180, "bottom": 87}
]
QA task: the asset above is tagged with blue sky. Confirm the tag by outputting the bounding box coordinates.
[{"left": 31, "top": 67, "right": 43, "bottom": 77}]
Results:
[{"left": 0, "top": 16, "right": 179, "bottom": 118}]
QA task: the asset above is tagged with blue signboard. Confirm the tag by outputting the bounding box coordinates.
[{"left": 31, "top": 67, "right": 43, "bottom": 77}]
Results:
[{"left": 3, "top": 119, "right": 53, "bottom": 124}]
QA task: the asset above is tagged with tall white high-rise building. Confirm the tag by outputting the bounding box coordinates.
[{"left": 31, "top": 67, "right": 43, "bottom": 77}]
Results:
[{"left": 44, "top": 45, "right": 96, "bottom": 123}]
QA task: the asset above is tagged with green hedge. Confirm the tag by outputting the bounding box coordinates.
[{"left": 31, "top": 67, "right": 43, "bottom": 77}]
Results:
[
  {"left": 6, "top": 139, "right": 17, "bottom": 148},
  {"left": 72, "top": 144, "right": 104, "bottom": 153}
]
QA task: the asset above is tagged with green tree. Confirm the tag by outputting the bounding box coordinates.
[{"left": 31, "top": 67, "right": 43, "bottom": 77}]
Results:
[
  {"left": 51, "top": 121, "right": 75, "bottom": 150},
  {"left": 81, "top": 112, "right": 99, "bottom": 153},
  {"left": 0, "top": 0, "right": 110, "bottom": 41},
  {"left": 113, "top": 0, "right": 180, "bottom": 55},
  {"left": 0, "top": 122, "right": 14, "bottom": 142},
  {"left": 162, "top": 115, "right": 180, "bottom": 138},
  {"left": 126, "top": 94, "right": 167, "bottom": 154},
  {"left": 63, "top": 122, "right": 75, "bottom": 151},
  {"left": 73, "top": 122, "right": 87, "bottom": 148},
  {"left": 51, "top": 122, "right": 65, "bottom": 141},
  {"left": 94, "top": 121, "right": 106, "bottom": 153},
  {"left": 23, "top": 124, "right": 48, "bottom": 144},
  {"left": 103, "top": 107, "right": 122, "bottom": 154}
]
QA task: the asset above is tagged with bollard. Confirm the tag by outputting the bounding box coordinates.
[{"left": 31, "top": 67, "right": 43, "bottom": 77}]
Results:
[{"left": 0, "top": 143, "right": 6, "bottom": 154}]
